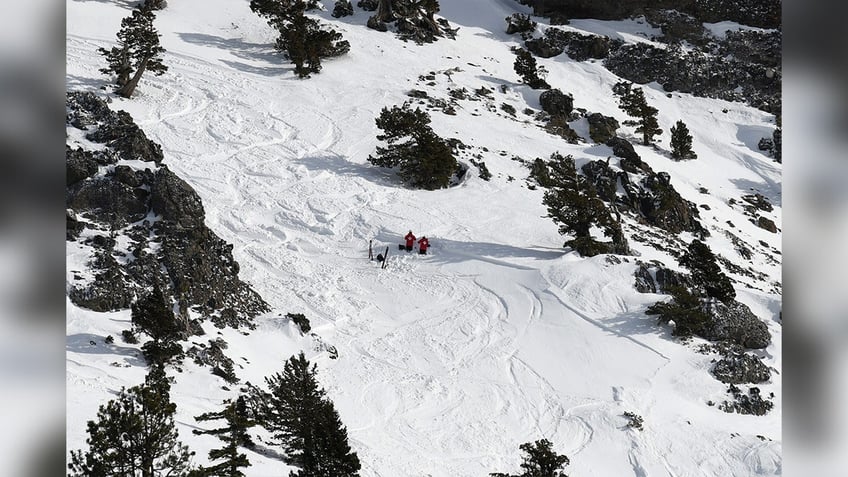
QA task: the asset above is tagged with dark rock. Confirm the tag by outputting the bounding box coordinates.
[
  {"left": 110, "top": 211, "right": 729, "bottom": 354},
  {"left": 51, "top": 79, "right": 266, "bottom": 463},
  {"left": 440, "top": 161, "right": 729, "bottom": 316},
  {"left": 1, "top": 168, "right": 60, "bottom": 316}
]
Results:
[
  {"left": 539, "top": 88, "right": 574, "bottom": 117},
  {"left": 702, "top": 300, "right": 771, "bottom": 349},
  {"left": 66, "top": 146, "right": 99, "bottom": 186},
  {"left": 638, "top": 172, "right": 705, "bottom": 235},
  {"left": 112, "top": 165, "right": 144, "bottom": 187},
  {"left": 587, "top": 113, "right": 619, "bottom": 143},
  {"left": 755, "top": 216, "right": 777, "bottom": 233},
  {"left": 655, "top": 267, "right": 692, "bottom": 292},
  {"left": 151, "top": 167, "right": 205, "bottom": 229},
  {"left": 357, "top": 0, "right": 377, "bottom": 11},
  {"left": 331, "top": 0, "right": 353, "bottom": 18},
  {"left": 644, "top": 8, "right": 708, "bottom": 46},
  {"left": 719, "top": 385, "right": 774, "bottom": 415},
  {"left": 67, "top": 209, "right": 85, "bottom": 241},
  {"left": 506, "top": 13, "right": 537, "bottom": 36},
  {"left": 605, "top": 136, "right": 642, "bottom": 166},
  {"left": 741, "top": 193, "right": 773, "bottom": 212},
  {"left": 67, "top": 177, "right": 149, "bottom": 228},
  {"left": 634, "top": 264, "right": 693, "bottom": 294},
  {"left": 525, "top": 37, "right": 564, "bottom": 58},
  {"left": 66, "top": 92, "right": 269, "bottom": 329},
  {"left": 366, "top": 15, "right": 388, "bottom": 32},
  {"left": 634, "top": 265, "right": 656, "bottom": 293},
  {"left": 712, "top": 351, "right": 771, "bottom": 384}
]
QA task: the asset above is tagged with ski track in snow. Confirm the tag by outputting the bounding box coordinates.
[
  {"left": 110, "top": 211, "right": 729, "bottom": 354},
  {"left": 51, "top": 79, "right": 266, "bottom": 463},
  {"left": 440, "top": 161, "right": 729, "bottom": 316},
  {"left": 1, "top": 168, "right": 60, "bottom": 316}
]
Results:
[{"left": 66, "top": 1, "right": 781, "bottom": 475}]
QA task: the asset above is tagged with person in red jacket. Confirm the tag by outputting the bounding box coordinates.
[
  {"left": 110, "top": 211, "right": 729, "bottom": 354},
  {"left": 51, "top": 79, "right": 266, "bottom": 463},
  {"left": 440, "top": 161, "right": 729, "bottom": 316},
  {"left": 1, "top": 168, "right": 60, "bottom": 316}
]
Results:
[
  {"left": 404, "top": 230, "right": 416, "bottom": 251},
  {"left": 418, "top": 236, "right": 430, "bottom": 254}
]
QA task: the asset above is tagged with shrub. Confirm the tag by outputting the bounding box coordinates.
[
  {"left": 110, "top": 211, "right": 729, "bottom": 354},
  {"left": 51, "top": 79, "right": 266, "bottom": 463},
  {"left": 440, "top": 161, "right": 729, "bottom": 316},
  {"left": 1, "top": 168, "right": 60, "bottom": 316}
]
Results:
[{"left": 286, "top": 312, "right": 311, "bottom": 334}]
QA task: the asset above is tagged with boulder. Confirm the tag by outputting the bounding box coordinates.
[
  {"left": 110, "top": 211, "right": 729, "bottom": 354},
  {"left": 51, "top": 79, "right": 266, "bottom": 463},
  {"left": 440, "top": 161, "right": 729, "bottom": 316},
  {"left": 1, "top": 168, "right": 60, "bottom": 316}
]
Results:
[
  {"left": 66, "top": 146, "right": 99, "bottom": 186},
  {"left": 702, "top": 300, "right": 772, "bottom": 349},
  {"left": 151, "top": 166, "right": 205, "bottom": 229},
  {"left": 711, "top": 351, "right": 771, "bottom": 384},
  {"left": 539, "top": 88, "right": 574, "bottom": 117},
  {"left": 587, "top": 113, "right": 619, "bottom": 143}
]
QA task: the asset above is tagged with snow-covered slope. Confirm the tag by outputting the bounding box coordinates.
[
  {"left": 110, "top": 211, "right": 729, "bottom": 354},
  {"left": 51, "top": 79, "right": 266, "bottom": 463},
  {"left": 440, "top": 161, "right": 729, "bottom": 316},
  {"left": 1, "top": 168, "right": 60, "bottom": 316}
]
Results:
[{"left": 67, "top": 1, "right": 781, "bottom": 475}]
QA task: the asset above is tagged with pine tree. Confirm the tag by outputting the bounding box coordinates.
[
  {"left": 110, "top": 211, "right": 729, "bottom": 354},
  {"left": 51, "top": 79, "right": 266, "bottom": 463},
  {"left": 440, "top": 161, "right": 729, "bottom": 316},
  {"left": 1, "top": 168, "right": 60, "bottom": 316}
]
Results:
[
  {"left": 513, "top": 48, "right": 549, "bottom": 89},
  {"left": 368, "top": 104, "right": 457, "bottom": 190},
  {"left": 490, "top": 439, "right": 570, "bottom": 477},
  {"left": 98, "top": 3, "right": 167, "bottom": 98},
  {"left": 645, "top": 285, "right": 712, "bottom": 336},
  {"left": 616, "top": 86, "right": 662, "bottom": 145},
  {"left": 69, "top": 366, "right": 196, "bottom": 477},
  {"left": 251, "top": 0, "right": 348, "bottom": 78},
  {"left": 132, "top": 284, "right": 185, "bottom": 365},
  {"left": 193, "top": 396, "right": 255, "bottom": 477},
  {"left": 669, "top": 120, "right": 697, "bottom": 160},
  {"left": 679, "top": 239, "right": 736, "bottom": 303},
  {"left": 250, "top": 352, "right": 360, "bottom": 477},
  {"left": 541, "top": 153, "right": 627, "bottom": 256}
]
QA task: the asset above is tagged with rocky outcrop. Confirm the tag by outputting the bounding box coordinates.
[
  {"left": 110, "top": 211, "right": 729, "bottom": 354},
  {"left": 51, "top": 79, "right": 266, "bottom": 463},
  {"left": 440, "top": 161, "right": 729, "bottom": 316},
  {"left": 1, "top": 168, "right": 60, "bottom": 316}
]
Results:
[
  {"left": 523, "top": 0, "right": 780, "bottom": 29},
  {"left": 66, "top": 92, "right": 269, "bottom": 327},
  {"left": 701, "top": 300, "right": 771, "bottom": 349},
  {"left": 526, "top": 28, "right": 618, "bottom": 60},
  {"left": 581, "top": 159, "right": 705, "bottom": 235},
  {"left": 634, "top": 264, "right": 693, "bottom": 294},
  {"left": 712, "top": 350, "right": 771, "bottom": 384},
  {"left": 586, "top": 113, "right": 619, "bottom": 143},
  {"left": 538, "top": 88, "right": 574, "bottom": 117}
]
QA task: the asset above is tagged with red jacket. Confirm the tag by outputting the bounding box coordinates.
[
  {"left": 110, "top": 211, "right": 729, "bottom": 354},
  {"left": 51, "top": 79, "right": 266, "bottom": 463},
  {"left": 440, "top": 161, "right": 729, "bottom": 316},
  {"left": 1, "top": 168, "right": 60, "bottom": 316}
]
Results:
[
  {"left": 404, "top": 232, "right": 416, "bottom": 247},
  {"left": 418, "top": 237, "right": 429, "bottom": 251}
]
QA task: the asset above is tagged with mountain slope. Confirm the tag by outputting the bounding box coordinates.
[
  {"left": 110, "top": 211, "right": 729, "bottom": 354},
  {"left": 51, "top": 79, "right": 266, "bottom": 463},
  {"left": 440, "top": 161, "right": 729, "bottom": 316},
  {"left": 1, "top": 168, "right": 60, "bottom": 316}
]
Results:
[{"left": 66, "top": 1, "right": 781, "bottom": 476}]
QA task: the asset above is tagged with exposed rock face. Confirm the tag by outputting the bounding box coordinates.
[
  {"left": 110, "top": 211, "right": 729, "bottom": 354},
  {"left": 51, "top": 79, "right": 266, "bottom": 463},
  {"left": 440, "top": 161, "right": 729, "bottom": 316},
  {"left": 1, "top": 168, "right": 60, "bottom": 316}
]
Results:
[
  {"left": 519, "top": 2, "right": 781, "bottom": 114},
  {"left": 712, "top": 351, "right": 771, "bottom": 384},
  {"left": 538, "top": 89, "right": 574, "bottom": 117},
  {"left": 586, "top": 113, "right": 619, "bottom": 143},
  {"left": 701, "top": 300, "right": 771, "bottom": 349},
  {"left": 66, "top": 92, "right": 269, "bottom": 327},
  {"left": 581, "top": 159, "right": 705, "bottom": 235},
  {"left": 524, "top": 0, "right": 780, "bottom": 29},
  {"left": 634, "top": 264, "right": 693, "bottom": 294},
  {"left": 526, "top": 27, "right": 618, "bottom": 60}
]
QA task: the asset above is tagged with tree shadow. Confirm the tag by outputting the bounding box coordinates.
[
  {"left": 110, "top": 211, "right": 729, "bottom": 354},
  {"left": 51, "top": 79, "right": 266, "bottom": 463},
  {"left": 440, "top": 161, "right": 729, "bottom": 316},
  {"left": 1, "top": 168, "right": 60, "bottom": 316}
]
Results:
[
  {"left": 71, "top": 0, "right": 137, "bottom": 9},
  {"left": 602, "top": 308, "right": 675, "bottom": 343},
  {"left": 67, "top": 333, "right": 147, "bottom": 367},
  {"left": 729, "top": 176, "right": 782, "bottom": 208},
  {"left": 177, "top": 32, "right": 289, "bottom": 75},
  {"left": 374, "top": 231, "right": 565, "bottom": 270},
  {"left": 66, "top": 75, "right": 110, "bottom": 92}
]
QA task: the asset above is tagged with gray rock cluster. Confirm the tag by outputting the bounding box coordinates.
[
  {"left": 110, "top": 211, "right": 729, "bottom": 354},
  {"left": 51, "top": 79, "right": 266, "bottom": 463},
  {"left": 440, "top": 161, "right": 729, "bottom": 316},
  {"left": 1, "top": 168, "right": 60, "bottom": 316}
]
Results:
[{"left": 66, "top": 92, "right": 269, "bottom": 329}]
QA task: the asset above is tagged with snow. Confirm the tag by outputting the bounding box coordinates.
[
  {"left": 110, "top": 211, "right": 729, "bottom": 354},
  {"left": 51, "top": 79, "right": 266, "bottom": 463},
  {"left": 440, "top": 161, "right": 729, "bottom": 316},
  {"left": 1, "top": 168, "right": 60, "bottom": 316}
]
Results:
[{"left": 66, "top": 0, "right": 781, "bottom": 475}]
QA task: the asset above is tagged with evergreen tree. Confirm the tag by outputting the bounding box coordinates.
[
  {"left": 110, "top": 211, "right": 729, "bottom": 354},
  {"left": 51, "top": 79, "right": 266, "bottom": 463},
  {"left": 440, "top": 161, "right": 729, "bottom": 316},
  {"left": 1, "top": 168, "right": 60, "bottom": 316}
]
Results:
[
  {"left": 678, "top": 239, "right": 736, "bottom": 303},
  {"left": 132, "top": 284, "right": 185, "bottom": 365},
  {"left": 368, "top": 104, "right": 457, "bottom": 190},
  {"left": 251, "top": 0, "right": 348, "bottom": 78},
  {"left": 541, "top": 153, "right": 628, "bottom": 256},
  {"left": 69, "top": 366, "right": 196, "bottom": 477},
  {"left": 193, "top": 396, "right": 255, "bottom": 477},
  {"left": 669, "top": 120, "right": 697, "bottom": 160},
  {"left": 98, "top": 3, "right": 167, "bottom": 98},
  {"left": 616, "top": 85, "right": 662, "bottom": 145},
  {"left": 250, "top": 352, "right": 360, "bottom": 477},
  {"left": 490, "top": 439, "right": 570, "bottom": 477},
  {"left": 645, "top": 285, "right": 712, "bottom": 337},
  {"left": 513, "top": 48, "right": 549, "bottom": 89}
]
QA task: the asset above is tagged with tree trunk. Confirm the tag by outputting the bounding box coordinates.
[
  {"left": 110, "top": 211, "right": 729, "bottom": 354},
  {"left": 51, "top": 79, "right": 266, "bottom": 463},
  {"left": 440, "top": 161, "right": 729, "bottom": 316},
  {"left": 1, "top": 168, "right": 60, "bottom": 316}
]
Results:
[
  {"left": 118, "top": 56, "right": 150, "bottom": 98},
  {"left": 376, "top": 0, "right": 393, "bottom": 22}
]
